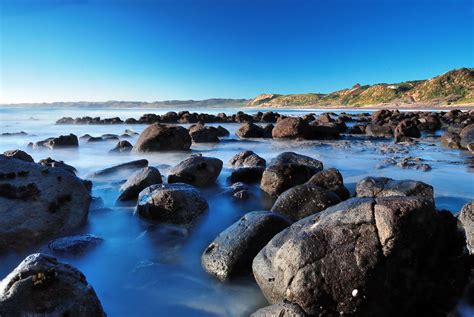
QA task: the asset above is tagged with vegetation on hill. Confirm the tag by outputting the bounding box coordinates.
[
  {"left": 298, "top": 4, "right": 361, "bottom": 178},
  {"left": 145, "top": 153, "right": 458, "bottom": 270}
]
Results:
[{"left": 248, "top": 68, "right": 474, "bottom": 107}]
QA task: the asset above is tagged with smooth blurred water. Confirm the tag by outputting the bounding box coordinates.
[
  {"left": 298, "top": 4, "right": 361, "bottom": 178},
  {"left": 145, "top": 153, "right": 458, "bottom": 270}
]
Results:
[{"left": 0, "top": 106, "right": 473, "bottom": 316}]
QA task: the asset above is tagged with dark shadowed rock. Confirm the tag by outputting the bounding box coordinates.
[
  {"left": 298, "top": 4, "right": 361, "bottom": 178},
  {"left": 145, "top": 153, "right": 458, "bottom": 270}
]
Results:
[
  {"left": 441, "top": 131, "right": 461, "bottom": 149},
  {"left": 133, "top": 124, "right": 191, "bottom": 152},
  {"left": 188, "top": 124, "right": 220, "bottom": 143},
  {"left": 307, "top": 122, "right": 341, "bottom": 139},
  {"left": 253, "top": 196, "right": 469, "bottom": 316},
  {"left": 229, "top": 151, "right": 266, "bottom": 168},
  {"left": 458, "top": 201, "right": 473, "bottom": 255},
  {"left": 365, "top": 123, "right": 393, "bottom": 138},
  {"left": 135, "top": 183, "right": 208, "bottom": 224},
  {"left": 460, "top": 124, "right": 474, "bottom": 152},
  {"left": 118, "top": 166, "right": 162, "bottom": 201},
  {"left": 110, "top": 140, "right": 133, "bottom": 153},
  {"left": 216, "top": 125, "right": 230, "bottom": 137},
  {"left": 230, "top": 167, "right": 265, "bottom": 184},
  {"left": 33, "top": 134, "right": 79, "bottom": 149},
  {"left": 201, "top": 211, "right": 291, "bottom": 280},
  {"left": 305, "top": 168, "right": 350, "bottom": 200},
  {"left": 270, "top": 152, "right": 323, "bottom": 172},
  {"left": 271, "top": 184, "right": 341, "bottom": 221},
  {"left": 356, "top": 176, "right": 433, "bottom": 198},
  {"left": 168, "top": 156, "right": 223, "bottom": 187},
  {"left": 251, "top": 301, "right": 308, "bottom": 317},
  {"left": 0, "top": 253, "right": 105, "bottom": 316},
  {"left": 0, "top": 156, "right": 91, "bottom": 252},
  {"left": 394, "top": 120, "right": 421, "bottom": 142},
  {"left": 3, "top": 149, "right": 34, "bottom": 163},
  {"left": 91, "top": 159, "right": 148, "bottom": 178},
  {"left": 262, "top": 124, "right": 274, "bottom": 138},
  {"left": 48, "top": 234, "right": 103, "bottom": 255},
  {"left": 38, "top": 157, "right": 77, "bottom": 174},
  {"left": 272, "top": 117, "right": 309, "bottom": 139},
  {"left": 236, "top": 122, "right": 264, "bottom": 138}
]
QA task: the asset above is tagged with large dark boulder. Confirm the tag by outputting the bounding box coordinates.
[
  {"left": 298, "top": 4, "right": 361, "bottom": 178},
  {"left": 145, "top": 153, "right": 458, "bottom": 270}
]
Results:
[
  {"left": 269, "top": 152, "right": 323, "bottom": 171},
  {"left": 3, "top": 149, "right": 34, "bottom": 163},
  {"left": 32, "top": 134, "right": 79, "bottom": 149},
  {"left": 0, "top": 254, "right": 105, "bottom": 316},
  {"left": 229, "top": 151, "right": 266, "bottom": 168},
  {"left": 109, "top": 140, "right": 133, "bottom": 153},
  {"left": 135, "top": 183, "right": 208, "bottom": 224},
  {"left": 305, "top": 168, "right": 350, "bottom": 200},
  {"left": 253, "top": 196, "right": 469, "bottom": 316},
  {"left": 356, "top": 176, "right": 433, "bottom": 198},
  {"left": 188, "top": 124, "right": 220, "bottom": 143},
  {"left": 272, "top": 117, "right": 309, "bottom": 139},
  {"left": 236, "top": 122, "right": 264, "bottom": 138},
  {"left": 0, "top": 156, "right": 91, "bottom": 252},
  {"left": 271, "top": 184, "right": 341, "bottom": 221},
  {"left": 168, "top": 156, "right": 223, "bottom": 187},
  {"left": 201, "top": 211, "right": 291, "bottom": 280},
  {"left": 132, "top": 124, "right": 191, "bottom": 152},
  {"left": 118, "top": 166, "right": 162, "bottom": 201},
  {"left": 230, "top": 167, "right": 265, "bottom": 184},
  {"left": 394, "top": 119, "right": 421, "bottom": 142},
  {"left": 307, "top": 122, "right": 341, "bottom": 139},
  {"left": 91, "top": 159, "right": 148, "bottom": 178}
]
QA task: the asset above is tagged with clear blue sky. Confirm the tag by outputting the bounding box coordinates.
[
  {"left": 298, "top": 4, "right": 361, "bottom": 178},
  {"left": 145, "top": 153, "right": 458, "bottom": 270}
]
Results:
[{"left": 1, "top": 0, "right": 473, "bottom": 103}]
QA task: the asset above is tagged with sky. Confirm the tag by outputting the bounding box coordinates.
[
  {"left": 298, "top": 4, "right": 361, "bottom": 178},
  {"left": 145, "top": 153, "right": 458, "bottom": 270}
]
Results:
[{"left": 0, "top": 0, "right": 473, "bottom": 103}]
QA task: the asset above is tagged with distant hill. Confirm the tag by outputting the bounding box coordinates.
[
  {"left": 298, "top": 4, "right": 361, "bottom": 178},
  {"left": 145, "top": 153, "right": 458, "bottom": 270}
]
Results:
[
  {"left": 248, "top": 68, "right": 474, "bottom": 108},
  {"left": 1, "top": 98, "right": 249, "bottom": 108}
]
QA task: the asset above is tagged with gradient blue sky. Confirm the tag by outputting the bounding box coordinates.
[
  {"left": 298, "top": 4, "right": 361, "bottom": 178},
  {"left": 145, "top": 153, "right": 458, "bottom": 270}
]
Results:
[{"left": 0, "top": 0, "right": 473, "bottom": 103}]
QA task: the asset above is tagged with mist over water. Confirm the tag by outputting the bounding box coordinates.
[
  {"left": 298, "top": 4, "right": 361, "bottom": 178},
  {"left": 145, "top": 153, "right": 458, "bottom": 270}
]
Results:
[{"left": 0, "top": 106, "right": 472, "bottom": 316}]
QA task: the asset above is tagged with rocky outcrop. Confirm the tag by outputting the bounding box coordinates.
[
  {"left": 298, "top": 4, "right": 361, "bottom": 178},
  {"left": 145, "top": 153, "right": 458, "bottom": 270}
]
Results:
[
  {"left": 0, "top": 253, "right": 105, "bottom": 316},
  {"left": 118, "top": 166, "right": 162, "bottom": 201},
  {"left": 253, "top": 196, "right": 469, "bottom": 316},
  {"left": 135, "top": 183, "right": 208, "bottom": 224},
  {"left": 201, "top": 211, "right": 291, "bottom": 280},
  {"left": 3, "top": 149, "right": 34, "bottom": 162},
  {"left": 132, "top": 124, "right": 191, "bottom": 152},
  {"left": 0, "top": 155, "right": 91, "bottom": 252},
  {"left": 168, "top": 156, "right": 223, "bottom": 187}
]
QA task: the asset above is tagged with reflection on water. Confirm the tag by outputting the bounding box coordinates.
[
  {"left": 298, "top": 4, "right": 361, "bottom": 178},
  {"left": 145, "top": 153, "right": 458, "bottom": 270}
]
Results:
[{"left": 0, "top": 107, "right": 473, "bottom": 316}]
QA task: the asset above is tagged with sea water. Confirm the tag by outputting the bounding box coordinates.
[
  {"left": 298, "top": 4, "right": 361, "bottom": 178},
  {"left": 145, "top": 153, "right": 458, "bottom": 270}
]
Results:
[{"left": 0, "top": 106, "right": 473, "bottom": 316}]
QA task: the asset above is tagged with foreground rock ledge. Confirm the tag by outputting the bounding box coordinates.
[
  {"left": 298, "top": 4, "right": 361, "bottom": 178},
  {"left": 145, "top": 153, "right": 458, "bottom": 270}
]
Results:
[
  {"left": 0, "top": 253, "right": 105, "bottom": 316},
  {"left": 253, "top": 196, "right": 469, "bottom": 316},
  {"left": 0, "top": 155, "right": 91, "bottom": 252}
]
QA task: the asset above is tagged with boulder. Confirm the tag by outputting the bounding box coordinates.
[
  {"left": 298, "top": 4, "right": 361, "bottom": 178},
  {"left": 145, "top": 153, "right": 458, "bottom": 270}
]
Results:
[
  {"left": 168, "top": 156, "right": 223, "bottom": 187},
  {"left": 271, "top": 184, "right": 341, "bottom": 221},
  {"left": 356, "top": 176, "right": 433, "bottom": 198},
  {"left": 135, "top": 183, "right": 208, "bottom": 224},
  {"left": 216, "top": 125, "right": 230, "bottom": 137},
  {"left": 109, "top": 140, "right": 133, "bottom": 153},
  {"left": 305, "top": 168, "right": 350, "bottom": 200},
  {"left": 118, "top": 166, "right": 162, "bottom": 201},
  {"left": 251, "top": 301, "right": 307, "bottom": 317},
  {"left": 33, "top": 134, "right": 79, "bottom": 149},
  {"left": 48, "top": 234, "right": 103, "bottom": 255},
  {"left": 132, "top": 124, "right": 191, "bottom": 152},
  {"left": 440, "top": 131, "right": 461, "bottom": 149},
  {"left": 365, "top": 123, "right": 393, "bottom": 138},
  {"left": 91, "top": 159, "right": 148, "bottom": 178},
  {"left": 253, "top": 196, "right": 469, "bottom": 316},
  {"left": 201, "top": 211, "right": 291, "bottom": 280},
  {"left": 0, "top": 156, "right": 91, "bottom": 252},
  {"left": 230, "top": 167, "right": 265, "bottom": 184},
  {"left": 307, "top": 122, "right": 341, "bottom": 139},
  {"left": 394, "top": 120, "right": 421, "bottom": 142},
  {"left": 229, "top": 151, "right": 266, "bottom": 168},
  {"left": 269, "top": 152, "right": 323, "bottom": 172},
  {"left": 458, "top": 201, "right": 473, "bottom": 255},
  {"left": 188, "top": 124, "right": 220, "bottom": 143},
  {"left": 0, "top": 253, "right": 105, "bottom": 316},
  {"left": 262, "top": 124, "right": 274, "bottom": 138},
  {"left": 3, "top": 149, "right": 34, "bottom": 162},
  {"left": 460, "top": 124, "right": 474, "bottom": 152},
  {"left": 236, "top": 122, "right": 264, "bottom": 138},
  {"left": 272, "top": 117, "right": 309, "bottom": 139},
  {"left": 38, "top": 157, "right": 77, "bottom": 174}
]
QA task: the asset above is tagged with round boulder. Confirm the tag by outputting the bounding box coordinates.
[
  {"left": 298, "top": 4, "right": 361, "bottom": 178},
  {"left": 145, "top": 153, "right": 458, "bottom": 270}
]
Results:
[
  {"left": 118, "top": 166, "right": 162, "bottom": 201},
  {"left": 272, "top": 117, "right": 309, "bottom": 139},
  {"left": 356, "top": 176, "right": 433, "bottom": 198},
  {"left": 168, "top": 156, "right": 223, "bottom": 187},
  {"left": 229, "top": 151, "right": 266, "bottom": 168},
  {"left": 132, "top": 124, "right": 191, "bottom": 152},
  {"left": 236, "top": 122, "right": 264, "bottom": 138},
  {"left": 135, "top": 183, "right": 208, "bottom": 224},
  {"left": 305, "top": 168, "right": 350, "bottom": 200},
  {"left": 0, "top": 253, "right": 105, "bottom": 316}
]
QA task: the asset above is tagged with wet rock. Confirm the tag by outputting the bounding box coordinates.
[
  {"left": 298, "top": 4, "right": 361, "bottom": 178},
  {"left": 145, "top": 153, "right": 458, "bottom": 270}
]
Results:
[
  {"left": 394, "top": 119, "right": 421, "bottom": 142},
  {"left": 0, "top": 253, "right": 105, "bottom": 316},
  {"left": 3, "top": 149, "right": 34, "bottom": 163},
  {"left": 216, "top": 125, "right": 230, "bottom": 137},
  {"left": 135, "top": 183, "right": 208, "bottom": 224},
  {"left": 271, "top": 184, "right": 341, "bottom": 221},
  {"left": 460, "top": 124, "right": 474, "bottom": 152},
  {"left": 262, "top": 124, "right": 274, "bottom": 138},
  {"left": 87, "top": 136, "right": 104, "bottom": 142},
  {"left": 38, "top": 157, "right": 77, "bottom": 174},
  {"left": 118, "top": 166, "right": 163, "bottom": 201},
  {"left": 396, "top": 157, "right": 432, "bottom": 171},
  {"left": 201, "top": 211, "right": 291, "bottom": 280},
  {"left": 307, "top": 122, "right": 341, "bottom": 139},
  {"left": 229, "top": 151, "right": 266, "bottom": 168},
  {"left": 91, "top": 159, "right": 148, "bottom": 178},
  {"left": 372, "top": 109, "right": 392, "bottom": 123},
  {"left": 269, "top": 152, "right": 323, "bottom": 172},
  {"left": 32, "top": 134, "right": 79, "bottom": 149},
  {"left": 168, "top": 156, "right": 223, "bottom": 187},
  {"left": 458, "top": 201, "right": 473, "bottom": 255},
  {"left": 188, "top": 124, "right": 220, "bottom": 143},
  {"left": 48, "top": 234, "right": 103, "bottom": 255},
  {"left": 230, "top": 167, "right": 265, "bottom": 184},
  {"left": 253, "top": 196, "right": 469, "bottom": 316},
  {"left": 441, "top": 131, "right": 461, "bottom": 149},
  {"left": 272, "top": 117, "right": 309, "bottom": 139},
  {"left": 365, "top": 123, "right": 393, "bottom": 138},
  {"left": 251, "top": 301, "right": 308, "bottom": 317},
  {"left": 236, "top": 122, "right": 264, "bottom": 138},
  {"left": 348, "top": 124, "right": 366, "bottom": 134},
  {"left": 109, "top": 140, "right": 133, "bottom": 153},
  {"left": 1, "top": 131, "right": 28, "bottom": 137},
  {"left": 305, "top": 168, "right": 350, "bottom": 200},
  {"left": 356, "top": 176, "right": 433, "bottom": 198},
  {"left": 0, "top": 156, "right": 91, "bottom": 252},
  {"left": 133, "top": 124, "right": 191, "bottom": 152}
]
